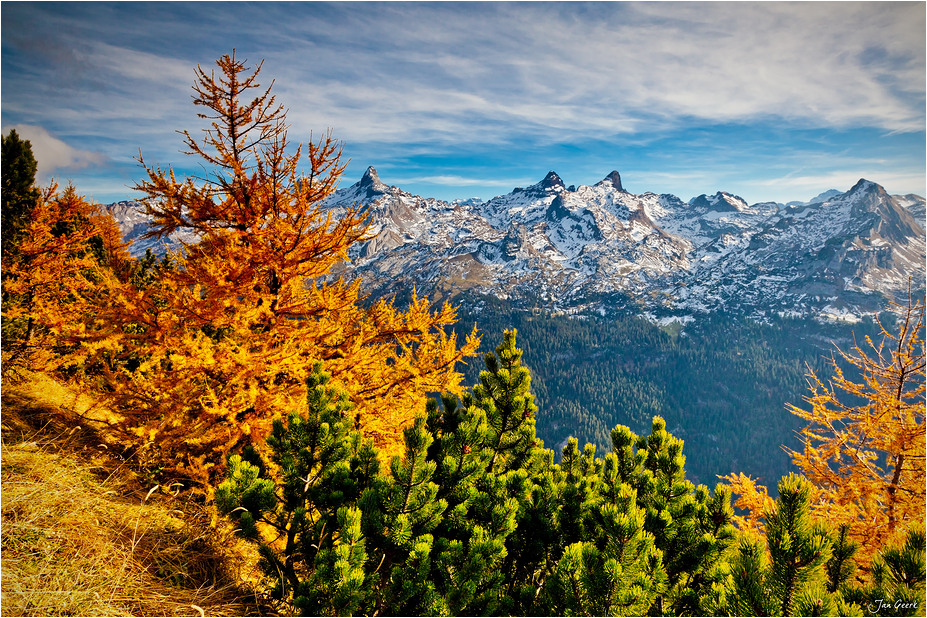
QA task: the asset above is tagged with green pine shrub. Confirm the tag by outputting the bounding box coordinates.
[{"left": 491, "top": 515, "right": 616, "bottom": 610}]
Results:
[{"left": 215, "top": 330, "right": 925, "bottom": 617}]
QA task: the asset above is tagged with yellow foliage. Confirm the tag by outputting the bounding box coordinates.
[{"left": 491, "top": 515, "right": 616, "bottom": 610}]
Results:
[
  {"left": 725, "top": 292, "right": 926, "bottom": 571},
  {"left": 1, "top": 184, "right": 128, "bottom": 379},
  {"left": 723, "top": 472, "right": 774, "bottom": 539},
  {"left": 94, "top": 52, "right": 479, "bottom": 485}
]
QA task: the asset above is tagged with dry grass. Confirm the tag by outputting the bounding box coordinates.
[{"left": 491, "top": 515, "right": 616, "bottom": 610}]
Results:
[{"left": 1, "top": 373, "right": 275, "bottom": 617}]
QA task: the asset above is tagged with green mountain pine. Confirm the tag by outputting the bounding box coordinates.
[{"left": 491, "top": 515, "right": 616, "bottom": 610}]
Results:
[{"left": 215, "top": 330, "right": 926, "bottom": 617}]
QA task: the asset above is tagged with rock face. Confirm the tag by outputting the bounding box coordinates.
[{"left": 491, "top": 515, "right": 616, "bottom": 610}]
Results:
[
  {"left": 106, "top": 169, "right": 926, "bottom": 321},
  {"left": 103, "top": 201, "right": 197, "bottom": 255},
  {"left": 322, "top": 168, "right": 925, "bottom": 319}
]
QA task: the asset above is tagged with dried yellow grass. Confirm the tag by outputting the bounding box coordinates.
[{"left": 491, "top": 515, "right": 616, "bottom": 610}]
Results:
[{"left": 1, "top": 374, "right": 274, "bottom": 617}]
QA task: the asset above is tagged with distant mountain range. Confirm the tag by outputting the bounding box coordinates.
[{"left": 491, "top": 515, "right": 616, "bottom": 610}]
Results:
[{"left": 106, "top": 168, "right": 926, "bottom": 322}]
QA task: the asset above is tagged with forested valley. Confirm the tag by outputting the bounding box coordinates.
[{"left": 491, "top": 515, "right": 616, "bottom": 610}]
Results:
[
  {"left": 2, "top": 52, "right": 924, "bottom": 617},
  {"left": 448, "top": 298, "right": 884, "bottom": 489}
]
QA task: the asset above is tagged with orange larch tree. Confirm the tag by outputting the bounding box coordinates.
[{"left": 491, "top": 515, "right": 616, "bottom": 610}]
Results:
[
  {"left": 99, "top": 52, "right": 478, "bottom": 484},
  {"left": 726, "top": 292, "right": 926, "bottom": 570},
  {"left": 1, "top": 183, "right": 129, "bottom": 380}
]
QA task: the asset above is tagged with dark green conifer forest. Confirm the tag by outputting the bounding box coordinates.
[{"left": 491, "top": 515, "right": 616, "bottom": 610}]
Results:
[{"left": 450, "top": 297, "right": 883, "bottom": 488}]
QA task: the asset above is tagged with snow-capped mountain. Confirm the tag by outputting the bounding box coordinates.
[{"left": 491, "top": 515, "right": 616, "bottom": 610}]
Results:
[
  {"left": 104, "top": 201, "right": 196, "bottom": 255},
  {"left": 107, "top": 168, "right": 926, "bottom": 321},
  {"left": 673, "top": 179, "right": 926, "bottom": 319},
  {"left": 319, "top": 167, "right": 925, "bottom": 320}
]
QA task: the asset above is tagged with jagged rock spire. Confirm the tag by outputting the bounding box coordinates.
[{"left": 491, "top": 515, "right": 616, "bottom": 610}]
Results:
[
  {"left": 539, "top": 171, "right": 565, "bottom": 191},
  {"left": 603, "top": 170, "right": 623, "bottom": 191},
  {"left": 358, "top": 165, "right": 388, "bottom": 198},
  {"left": 360, "top": 166, "right": 382, "bottom": 188}
]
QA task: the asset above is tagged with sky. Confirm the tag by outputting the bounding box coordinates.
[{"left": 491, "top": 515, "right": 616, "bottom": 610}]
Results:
[{"left": 2, "top": 1, "right": 925, "bottom": 206}]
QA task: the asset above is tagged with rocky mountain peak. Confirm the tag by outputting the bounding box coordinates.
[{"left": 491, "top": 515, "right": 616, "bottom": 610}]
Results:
[
  {"left": 538, "top": 171, "right": 565, "bottom": 192},
  {"left": 356, "top": 165, "right": 389, "bottom": 198},
  {"left": 837, "top": 179, "right": 923, "bottom": 244},
  {"left": 360, "top": 166, "right": 387, "bottom": 191},
  {"left": 839, "top": 178, "right": 896, "bottom": 215},
  {"left": 599, "top": 170, "right": 624, "bottom": 191},
  {"left": 688, "top": 192, "right": 747, "bottom": 213},
  {"left": 849, "top": 178, "right": 877, "bottom": 194}
]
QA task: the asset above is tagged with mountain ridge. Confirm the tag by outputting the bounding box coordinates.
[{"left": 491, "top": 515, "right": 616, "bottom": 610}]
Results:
[
  {"left": 323, "top": 168, "right": 925, "bottom": 321},
  {"left": 105, "top": 168, "right": 926, "bottom": 322}
]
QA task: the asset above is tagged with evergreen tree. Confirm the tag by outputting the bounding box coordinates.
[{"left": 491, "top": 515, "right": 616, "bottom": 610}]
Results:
[
  {"left": 216, "top": 363, "right": 379, "bottom": 614},
  {"left": 840, "top": 524, "right": 926, "bottom": 617},
  {"left": 606, "top": 419, "right": 737, "bottom": 615},
  {"left": 360, "top": 415, "right": 449, "bottom": 616},
  {"left": 214, "top": 330, "right": 799, "bottom": 617},
  {"left": 215, "top": 331, "right": 642, "bottom": 615},
  {"left": 426, "top": 330, "right": 544, "bottom": 615},
  {"left": 1, "top": 129, "right": 41, "bottom": 261},
  {"left": 728, "top": 474, "right": 847, "bottom": 617},
  {"left": 541, "top": 464, "right": 667, "bottom": 616},
  {"left": 765, "top": 475, "right": 834, "bottom": 616},
  {"left": 825, "top": 524, "right": 858, "bottom": 594},
  {"left": 471, "top": 329, "right": 539, "bottom": 474}
]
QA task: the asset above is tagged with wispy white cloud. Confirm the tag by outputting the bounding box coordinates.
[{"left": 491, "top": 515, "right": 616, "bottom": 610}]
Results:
[
  {"left": 7, "top": 2, "right": 924, "bottom": 146},
  {"left": 269, "top": 1, "right": 925, "bottom": 145},
  {"left": 754, "top": 170, "right": 927, "bottom": 198},
  {"left": 2, "top": 124, "right": 106, "bottom": 181}
]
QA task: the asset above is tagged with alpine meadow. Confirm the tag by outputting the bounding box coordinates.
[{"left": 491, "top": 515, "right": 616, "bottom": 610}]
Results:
[{"left": 2, "top": 47, "right": 925, "bottom": 618}]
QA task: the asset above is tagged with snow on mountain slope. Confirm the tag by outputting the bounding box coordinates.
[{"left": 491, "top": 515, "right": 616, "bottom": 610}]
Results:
[
  {"left": 104, "top": 201, "right": 197, "bottom": 255},
  {"left": 104, "top": 168, "right": 925, "bottom": 321},
  {"left": 323, "top": 169, "right": 924, "bottom": 319},
  {"left": 674, "top": 179, "right": 926, "bottom": 316},
  {"left": 894, "top": 193, "right": 926, "bottom": 228},
  {"left": 323, "top": 168, "right": 699, "bottom": 305}
]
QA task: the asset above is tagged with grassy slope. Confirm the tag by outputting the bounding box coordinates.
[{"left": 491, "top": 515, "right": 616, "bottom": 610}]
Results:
[{"left": 1, "top": 373, "right": 273, "bottom": 617}]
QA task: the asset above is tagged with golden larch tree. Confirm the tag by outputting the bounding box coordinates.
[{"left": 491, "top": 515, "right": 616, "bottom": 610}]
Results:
[
  {"left": 1, "top": 183, "right": 128, "bottom": 379},
  {"left": 100, "top": 52, "right": 478, "bottom": 484},
  {"left": 726, "top": 292, "right": 926, "bottom": 570}
]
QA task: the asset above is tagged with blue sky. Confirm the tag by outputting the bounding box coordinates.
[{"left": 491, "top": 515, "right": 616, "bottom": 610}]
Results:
[{"left": 2, "top": 1, "right": 925, "bottom": 205}]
